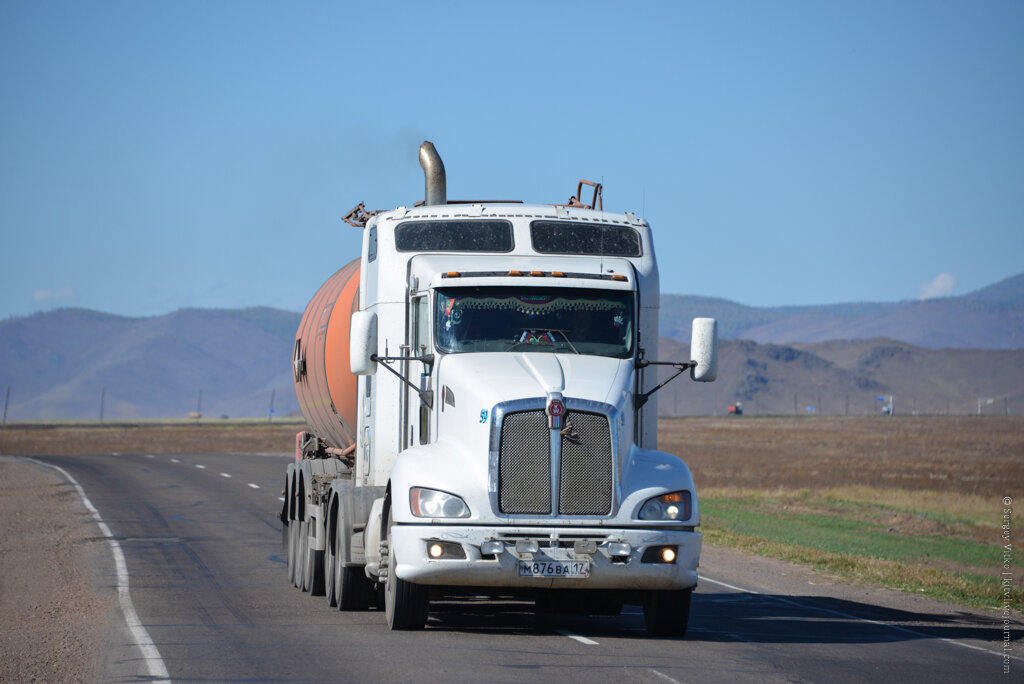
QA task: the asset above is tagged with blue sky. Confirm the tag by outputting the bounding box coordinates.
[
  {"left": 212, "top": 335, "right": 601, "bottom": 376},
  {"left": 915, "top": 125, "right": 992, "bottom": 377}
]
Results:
[{"left": 1, "top": 1, "right": 1021, "bottom": 319}]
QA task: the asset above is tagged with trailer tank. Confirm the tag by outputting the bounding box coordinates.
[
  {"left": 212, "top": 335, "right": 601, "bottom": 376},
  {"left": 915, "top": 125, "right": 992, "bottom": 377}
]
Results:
[{"left": 292, "top": 258, "right": 360, "bottom": 450}]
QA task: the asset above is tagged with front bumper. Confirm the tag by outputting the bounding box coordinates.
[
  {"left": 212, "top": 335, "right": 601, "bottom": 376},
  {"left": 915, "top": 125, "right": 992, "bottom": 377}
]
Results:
[{"left": 391, "top": 524, "right": 701, "bottom": 590}]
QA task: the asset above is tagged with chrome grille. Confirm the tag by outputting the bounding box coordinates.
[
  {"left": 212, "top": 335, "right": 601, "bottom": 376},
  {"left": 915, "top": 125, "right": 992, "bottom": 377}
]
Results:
[
  {"left": 498, "top": 410, "right": 551, "bottom": 514},
  {"left": 559, "top": 412, "right": 613, "bottom": 515},
  {"left": 497, "top": 408, "right": 613, "bottom": 516}
]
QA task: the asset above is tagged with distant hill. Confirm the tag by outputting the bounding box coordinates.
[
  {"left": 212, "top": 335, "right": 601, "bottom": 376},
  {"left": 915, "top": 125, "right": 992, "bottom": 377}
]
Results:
[
  {"left": 661, "top": 273, "right": 1024, "bottom": 349},
  {"left": 0, "top": 307, "right": 301, "bottom": 421},
  {"left": 653, "top": 337, "right": 1024, "bottom": 417}
]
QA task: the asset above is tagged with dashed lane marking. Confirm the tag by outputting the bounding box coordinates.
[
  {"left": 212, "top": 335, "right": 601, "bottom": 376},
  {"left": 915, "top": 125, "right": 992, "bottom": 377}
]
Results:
[
  {"left": 248, "top": 483, "right": 260, "bottom": 489},
  {"left": 195, "top": 464, "right": 206, "bottom": 469},
  {"left": 220, "top": 472, "right": 231, "bottom": 478},
  {"left": 556, "top": 630, "right": 598, "bottom": 645}
]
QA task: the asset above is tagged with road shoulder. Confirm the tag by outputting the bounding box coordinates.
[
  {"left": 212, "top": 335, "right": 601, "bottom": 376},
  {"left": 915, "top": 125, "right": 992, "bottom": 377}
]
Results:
[{"left": 0, "top": 456, "right": 116, "bottom": 684}]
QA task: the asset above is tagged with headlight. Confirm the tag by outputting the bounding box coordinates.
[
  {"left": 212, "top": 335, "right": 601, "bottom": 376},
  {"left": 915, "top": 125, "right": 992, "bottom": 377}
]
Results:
[
  {"left": 638, "top": 491, "right": 692, "bottom": 521},
  {"left": 410, "top": 487, "right": 471, "bottom": 518}
]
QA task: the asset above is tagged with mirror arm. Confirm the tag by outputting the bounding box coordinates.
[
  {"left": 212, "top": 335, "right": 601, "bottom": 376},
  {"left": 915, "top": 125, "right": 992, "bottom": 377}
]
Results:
[
  {"left": 371, "top": 354, "right": 435, "bottom": 408},
  {"left": 634, "top": 360, "right": 697, "bottom": 409}
]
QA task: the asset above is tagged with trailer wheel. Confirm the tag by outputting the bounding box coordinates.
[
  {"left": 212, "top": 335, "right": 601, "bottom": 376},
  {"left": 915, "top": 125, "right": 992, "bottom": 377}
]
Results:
[
  {"left": 383, "top": 511, "right": 428, "bottom": 630},
  {"left": 643, "top": 588, "right": 692, "bottom": 637},
  {"left": 302, "top": 520, "right": 325, "bottom": 596},
  {"left": 297, "top": 520, "right": 310, "bottom": 591},
  {"left": 324, "top": 513, "right": 338, "bottom": 607},
  {"left": 287, "top": 519, "right": 301, "bottom": 588}
]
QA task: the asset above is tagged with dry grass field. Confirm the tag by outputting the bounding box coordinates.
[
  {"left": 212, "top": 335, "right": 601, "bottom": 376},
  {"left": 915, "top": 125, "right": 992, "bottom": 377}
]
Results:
[
  {"left": 661, "top": 415, "right": 1023, "bottom": 610},
  {"left": 0, "top": 420, "right": 305, "bottom": 456},
  {"left": 661, "top": 415, "right": 1023, "bottom": 497}
]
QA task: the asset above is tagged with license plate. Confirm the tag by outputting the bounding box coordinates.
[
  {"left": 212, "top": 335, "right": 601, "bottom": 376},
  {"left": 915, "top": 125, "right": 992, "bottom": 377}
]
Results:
[{"left": 517, "top": 559, "right": 590, "bottom": 578}]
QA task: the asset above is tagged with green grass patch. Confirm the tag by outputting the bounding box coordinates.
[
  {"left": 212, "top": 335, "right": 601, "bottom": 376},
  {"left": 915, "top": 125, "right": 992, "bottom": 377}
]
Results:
[{"left": 700, "top": 488, "right": 1021, "bottom": 612}]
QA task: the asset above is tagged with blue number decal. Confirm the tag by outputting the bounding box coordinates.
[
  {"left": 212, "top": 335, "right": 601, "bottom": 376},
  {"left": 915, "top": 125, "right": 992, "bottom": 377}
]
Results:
[{"left": 479, "top": 409, "right": 489, "bottom": 423}]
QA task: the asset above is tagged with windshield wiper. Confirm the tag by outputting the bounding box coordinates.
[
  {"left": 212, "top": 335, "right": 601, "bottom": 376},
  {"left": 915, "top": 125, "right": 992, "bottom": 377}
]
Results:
[{"left": 505, "top": 329, "right": 580, "bottom": 354}]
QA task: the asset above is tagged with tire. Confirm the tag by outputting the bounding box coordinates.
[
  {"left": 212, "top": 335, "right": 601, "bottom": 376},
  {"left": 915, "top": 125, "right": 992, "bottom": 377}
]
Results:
[
  {"left": 324, "top": 514, "right": 338, "bottom": 607},
  {"left": 287, "top": 521, "right": 300, "bottom": 588},
  {"left": 383, "top": 511, "right": 428, "bottom": 630},
  {"left": 303, "top": 520, "right": 325, "bottom": 596},
  {"left": 297, "top": 520, "right": 310, "bottom": 592},
  {"left": 643, "top": 588, "right": 692, "bottom": 637},
  {"left": 335, "top": 513, "right": 373, "bottom": 611}
]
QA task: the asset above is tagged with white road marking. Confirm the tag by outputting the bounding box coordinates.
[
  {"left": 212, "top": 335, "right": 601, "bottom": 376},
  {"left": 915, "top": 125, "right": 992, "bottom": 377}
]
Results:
[
  {"left": 29, "top": 459, "right": 170, "bottom": 684},
  {"left": 701, "top": 575, "right": 1024, "bottom": 662},
  {"left": 144, "top": 454, "right": 155, "bottom": 459},
  {"left": 648, "top": 669, "right": 683, "bottom": 684},
  {"left": 170, "top": 458, "right": 181, "bottom": 464},
  {"left": 278, "top": 496, "right": 286, "bottom": 501},
  {"left": 248, "top": 483, "right": 260, "bottom": 489},
  {"left": 556, "top": 629, "right": 598, "bottom": 645},
  {"left": 195, "top": 464, "right": 206, "bottom": 469},
  {"left": 220, "top": 472, "right": 231, "bottom": 478}
]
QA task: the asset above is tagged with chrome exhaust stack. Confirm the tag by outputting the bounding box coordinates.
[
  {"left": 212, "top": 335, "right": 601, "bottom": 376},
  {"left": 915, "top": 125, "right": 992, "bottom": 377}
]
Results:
[{"left": 419, "top": 141, "right": 447, "bottom": 206}]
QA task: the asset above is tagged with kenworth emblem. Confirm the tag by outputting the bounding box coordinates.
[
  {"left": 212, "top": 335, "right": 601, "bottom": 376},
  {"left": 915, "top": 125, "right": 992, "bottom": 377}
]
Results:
[{"left": 546, "top": 397, "right": 565, "bottom": 429}]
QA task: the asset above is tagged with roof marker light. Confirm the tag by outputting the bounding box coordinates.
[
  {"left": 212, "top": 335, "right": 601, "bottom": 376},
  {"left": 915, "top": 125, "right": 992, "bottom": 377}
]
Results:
[
  {"left": 529, "top": 270, "right": 544, "bottom": 277},
  {"left": 444, "top": 271, "right": 461, "bottom": 278},
  {"left": 552, "top": 271, "right": 566, "bottom": 277},
  {"left": 611, "top": 274, "right": 627, "bottom": 281},
  {"left": 508, "top": 270, "right": 523, "bottom": 276}
]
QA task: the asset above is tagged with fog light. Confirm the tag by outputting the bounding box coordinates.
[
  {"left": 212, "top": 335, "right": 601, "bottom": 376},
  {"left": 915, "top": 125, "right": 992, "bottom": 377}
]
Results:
[
  {"left": 515, "top": 539, "right": 540, "bottom": 554},
  {"left": 641, "top": 545, "right": 679, "bottom": 564},
  {"left": 481, "top": 540, "right": 504, "bottom": 556},
  {"left": 573, "top": 540, "right": 598, "bottom": 555},
  {"left": 608, "top": 542, "right": 631, "bottom": 557},
  {"left": 425, "top": 541, "right": 466, "bottom": 560}
]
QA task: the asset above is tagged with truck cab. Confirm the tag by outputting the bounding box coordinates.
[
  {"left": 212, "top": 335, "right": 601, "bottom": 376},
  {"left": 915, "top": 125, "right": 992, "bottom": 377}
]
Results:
[{"left": 286, "top": 143, "right": 717, "bottom": 636}]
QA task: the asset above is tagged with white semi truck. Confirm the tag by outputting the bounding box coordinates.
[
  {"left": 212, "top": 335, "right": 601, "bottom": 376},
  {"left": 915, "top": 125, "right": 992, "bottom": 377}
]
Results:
[{"left": 283, "top": 142, "right": 718, "bottom": 636}]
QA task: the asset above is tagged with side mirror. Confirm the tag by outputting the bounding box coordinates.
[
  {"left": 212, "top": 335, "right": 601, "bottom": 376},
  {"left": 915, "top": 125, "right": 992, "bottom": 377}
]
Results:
[
  {"left": 690, "top": 317, "right": 718, "bottom": 382},
  {"left": 350, "top": 311, "right": 378, "bottom": 375}
]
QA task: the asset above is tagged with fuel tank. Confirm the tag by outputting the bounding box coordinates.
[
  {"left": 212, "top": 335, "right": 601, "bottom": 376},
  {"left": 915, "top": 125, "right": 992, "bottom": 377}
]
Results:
[{"left": 292, "top": 259, "right": 360, "bottom": 450}]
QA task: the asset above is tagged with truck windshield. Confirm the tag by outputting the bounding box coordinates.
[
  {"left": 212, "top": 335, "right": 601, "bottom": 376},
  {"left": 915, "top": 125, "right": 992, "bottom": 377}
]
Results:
[{"left": 435, "top": 287, "right": 634, "bottom": 358}]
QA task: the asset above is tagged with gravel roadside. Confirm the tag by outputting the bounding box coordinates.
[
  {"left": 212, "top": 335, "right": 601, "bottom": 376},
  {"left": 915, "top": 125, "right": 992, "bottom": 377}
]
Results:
[{"left": 0, "top": 456, "right": 115, "bottom": 684}]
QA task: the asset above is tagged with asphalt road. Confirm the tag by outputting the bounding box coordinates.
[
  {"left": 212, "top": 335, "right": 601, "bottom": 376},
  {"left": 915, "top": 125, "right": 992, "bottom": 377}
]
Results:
[{"left": 33, "top": 451, "right": 1019, "bottom": 683}]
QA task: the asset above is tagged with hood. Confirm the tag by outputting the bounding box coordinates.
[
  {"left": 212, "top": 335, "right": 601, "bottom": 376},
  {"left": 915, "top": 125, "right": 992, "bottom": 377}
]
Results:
[{"left": 435, "top": 352, "right": 634, "bottom": 413}]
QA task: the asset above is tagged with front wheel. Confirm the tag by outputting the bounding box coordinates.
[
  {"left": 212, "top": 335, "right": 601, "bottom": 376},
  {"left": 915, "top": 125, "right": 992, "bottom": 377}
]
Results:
[
  {"left": 643, "top": 588, "right": 692, "bottom": 637},
  {"left": 383, "top": 512, "right": 428, "bottom": 630}
]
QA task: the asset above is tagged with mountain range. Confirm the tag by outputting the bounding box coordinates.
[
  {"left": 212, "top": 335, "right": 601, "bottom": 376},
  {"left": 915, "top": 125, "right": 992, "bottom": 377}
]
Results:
[
  {"left": 661, "top": 273, "right": 1024, "bottom": 349},
  {"left": 1, "top": 273, "right": 1021, "bottom": 421}
]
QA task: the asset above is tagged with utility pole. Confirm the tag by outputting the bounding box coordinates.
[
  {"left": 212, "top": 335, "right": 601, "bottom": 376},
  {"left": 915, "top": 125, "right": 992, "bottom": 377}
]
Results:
[
  {"left": 269, "top": 388, "right": 276, "bottom": 423},
  {"left": 2, "top": 386, "right": 10, "bottom": 426},
  {"left": 196, "top": 389, "right": 203, "bottom": 423},
  {"left": 99, "top": 387, "right": 106, "bottom": 423}
]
